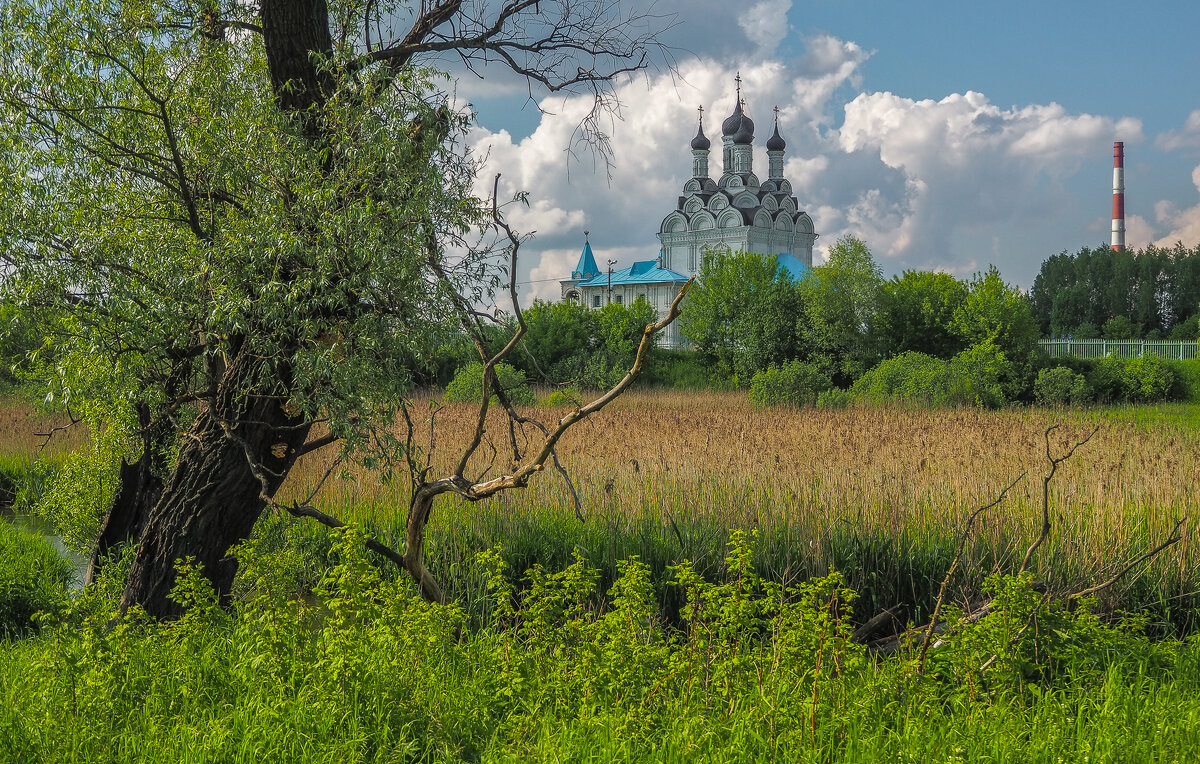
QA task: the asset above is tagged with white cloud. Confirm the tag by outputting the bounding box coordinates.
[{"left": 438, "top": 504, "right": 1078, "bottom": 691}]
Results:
[
  {"left": 465, "top": 34, "right": 1157, "bottom": 300},
  {"left": 1153, "top": 164, "right": 1200, "bottom": 247},
  {"left": 1155, "top": 110, "right": 1200, "bottom": 152},
  {"left": 738, "top": 0, "right": 792, "bottom": 57}
]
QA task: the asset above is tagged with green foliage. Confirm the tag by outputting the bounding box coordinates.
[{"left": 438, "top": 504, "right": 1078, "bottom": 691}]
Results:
[
  {"left": 951, "top": 266, "right": 1039, "bottom": 400},
  {"left": 800, "top": 235, "right": 883, "bottom": 384},
  {"left": 0, "top": 0, "right": 489, "bottom": 491},
  {"left": 874, "top": 270, "right": 968, "bottom": 358},
  {"left": 847, "top": 341, "right": 1010, "bottom": 408},
  {"left": 748, "top": 360, "right": 832, "bottom": 409},
  {"left": 542, "top": 386, "right": 581, "bottom": 408},
  {"left": 1103, "top": 314, "right": 1139, "bottom": 340},
  {"left": 517, "top": 300, "right": 598, "bottom": 382},
  {"left": 1087, "top": 355, "right": 1177, "bottom": 404},
  {"left": 1120, "top": 355, "right": 1176, "bottom": 402},
  {"left": 1032, "top": 243, "right": 1200, "bottom": 337},
  {"left": 1034, "top": 366, "right": 1091, "bottom": 407},
  {"left": 444, "top": 361, "right": 535, "bottom": 406},
  {"left": 3, "top": 529, "right": 1200, "bottom": 760},
  {"left": 680, "top": 250, "right": 802, "bottom": 381},
  {"left": 0, "top": 518, "right": 70, "bottom": 636}
]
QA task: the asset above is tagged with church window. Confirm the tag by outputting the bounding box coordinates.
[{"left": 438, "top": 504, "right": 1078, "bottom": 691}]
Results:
[
  {"left": 592, "top": 294, "right": 601, "bottom": 308},
  {"left": 615, "top": 294, "right": 623, "bottom": 305}
]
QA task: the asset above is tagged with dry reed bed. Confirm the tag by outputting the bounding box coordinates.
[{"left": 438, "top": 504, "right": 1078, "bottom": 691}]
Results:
[
  {"left": 282, "top": 390, "right": 1200, "bottom": 591},
  {"left": 0, "top": 399, "right": 88, "bottom": 461}
]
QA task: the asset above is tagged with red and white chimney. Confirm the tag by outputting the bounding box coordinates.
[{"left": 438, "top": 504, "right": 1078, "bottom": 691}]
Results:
[{"left": 1111, "top": 142, "right": 1125, "bottom": 251}]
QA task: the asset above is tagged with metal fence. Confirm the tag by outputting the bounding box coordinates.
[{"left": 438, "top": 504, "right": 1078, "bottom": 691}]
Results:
[{"left": 1038, "top": 339, "right": 1198, "bottom": 360}]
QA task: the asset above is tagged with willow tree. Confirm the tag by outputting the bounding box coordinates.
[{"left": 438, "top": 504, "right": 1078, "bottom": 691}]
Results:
[{"left": 0, "top": 0, "right": 675, "bottom": 618}]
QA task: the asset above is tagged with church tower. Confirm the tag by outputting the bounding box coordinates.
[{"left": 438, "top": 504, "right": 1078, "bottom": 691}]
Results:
[{"left": 658, "top": 78, "right": 817, "bottom": 279}]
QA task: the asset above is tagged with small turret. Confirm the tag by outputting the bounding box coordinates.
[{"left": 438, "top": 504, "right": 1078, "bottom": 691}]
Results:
[
  {"left": 767, "top": 106, "right": 786, "bottom": 180},
  {"left": 691, "top": 106, "right": 710, "bottom": 179}
]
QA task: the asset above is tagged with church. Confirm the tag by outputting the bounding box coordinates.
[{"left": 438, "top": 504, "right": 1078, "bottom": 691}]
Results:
[{"left": 561, "top": 80, "right": 818, "bottom": 349}]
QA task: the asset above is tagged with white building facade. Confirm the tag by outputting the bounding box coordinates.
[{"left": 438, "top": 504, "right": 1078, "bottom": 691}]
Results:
[{"left": 562, "top": 82, "right": 817, "bottom": 349}]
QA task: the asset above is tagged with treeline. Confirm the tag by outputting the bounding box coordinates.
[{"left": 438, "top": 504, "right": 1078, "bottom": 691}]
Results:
[{"left": 1030, "top": 243, "right": 1200, "bottom": 340}]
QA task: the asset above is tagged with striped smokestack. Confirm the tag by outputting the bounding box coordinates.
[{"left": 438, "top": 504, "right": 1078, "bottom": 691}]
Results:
[{"left": 1111, "top": 141, "right": 1125, "bottom": 251}]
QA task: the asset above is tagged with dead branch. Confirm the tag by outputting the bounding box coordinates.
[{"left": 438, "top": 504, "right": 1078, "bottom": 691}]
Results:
[
  {"left": 918, "top": 471, "right": 1025, "bottom": 673},
  {"left": 1019, "top": 424, "right": 1099, "bottom": 574},
  {"left": 1068, "top": 517, "right": 1187, "bottom": 603}
]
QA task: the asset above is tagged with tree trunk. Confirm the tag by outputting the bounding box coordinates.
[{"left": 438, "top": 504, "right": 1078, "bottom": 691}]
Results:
[{"left": 119, "top": 345, "right": 310, "bottom": 619}]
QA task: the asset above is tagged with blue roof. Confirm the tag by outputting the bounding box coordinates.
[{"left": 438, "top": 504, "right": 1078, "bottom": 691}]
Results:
[
  {"left": 571, "top": 240, "right": 601, "bottom": 280},
  {"left": 578, "top": 259, "right": 689, "bottom": 287},
  {"left": 776, "top": 253, "right": 812, "bottom": 282}
]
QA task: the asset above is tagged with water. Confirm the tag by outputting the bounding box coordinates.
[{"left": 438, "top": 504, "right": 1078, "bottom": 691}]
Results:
[{"left": 1, "top": 508, "right": 90, "bottom": 591}]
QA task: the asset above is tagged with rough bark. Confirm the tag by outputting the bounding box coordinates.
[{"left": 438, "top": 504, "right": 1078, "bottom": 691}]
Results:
[
  {"left": 118, "top": 332, "right": 310, "bottom": 617},
  {"left": 86, "top": 456, "right": 161, "bottom": 587}
]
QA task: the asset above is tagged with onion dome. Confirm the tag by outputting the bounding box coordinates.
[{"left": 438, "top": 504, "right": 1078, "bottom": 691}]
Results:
[
  {"left": 732, "top": 111, "right": 755, "bottom": 145},
  {"left": 691, "top": 115, "right": 711, "bottom": 150},
  {"left": 766, "top": 123, "right": 785, "bottom": 151},
  {"left": 721, "top": 99, "right": 745, "bottom": 137}
]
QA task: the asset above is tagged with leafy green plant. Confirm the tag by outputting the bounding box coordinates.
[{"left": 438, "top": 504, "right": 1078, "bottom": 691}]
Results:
[
  {"left": 444, "top": 361, "right": 536, "bottom": 406},
  {"left": 0, "top": 519, "right": 70, "bottom": 636},
  {"left": 1034, "top": 366, "right": 1091, "bottom": 406},
  {"left": 748, "top": 360, "right": 832, "bottom": 408}
]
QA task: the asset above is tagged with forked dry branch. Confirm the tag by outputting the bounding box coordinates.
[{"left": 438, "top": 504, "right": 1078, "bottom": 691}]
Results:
[
  {"left": 265, "top": 175, "right": 693, "bottom": 601},
  {"left": 879, "top": 424, "right": 1188, "bottom": 672}
]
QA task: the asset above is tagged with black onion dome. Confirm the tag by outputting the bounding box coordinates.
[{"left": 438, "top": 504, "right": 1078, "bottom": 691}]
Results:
[
  {"left": 691, "top": 121, "right": 710, "bottom": 150},
  {"left": 766, "top": 122, "right": 785, "bottom": 151},
  {"left": 721, "top": 100, "right": 744, "bottom": 136},
  {"left": 732, "top": 112, "right": 755, "bottom": 145}
]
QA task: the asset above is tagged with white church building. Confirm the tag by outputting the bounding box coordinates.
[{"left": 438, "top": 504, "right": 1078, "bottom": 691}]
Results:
[{"left": 562, "top": 81, "right": 817, "bottom": 348}]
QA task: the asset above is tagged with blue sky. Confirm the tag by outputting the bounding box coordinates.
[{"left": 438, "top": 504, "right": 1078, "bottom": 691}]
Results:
[{"left": 456, "top": 0, "right": 1200, "bottom": 302}]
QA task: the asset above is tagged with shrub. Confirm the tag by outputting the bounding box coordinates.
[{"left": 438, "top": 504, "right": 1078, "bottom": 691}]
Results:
[
  {"left": 543, "top": 386, "right": 581, "bottom": 408},
  {"left": 1121, "top": 355, "right": 1175, "bottom": 402},
  {"left": 816, "top": 387, "right": 852, "bottom": 409},
  {"left": 748, "top": 360, "right": 832, "bottom": 408},
  {"left": 1034, "top": 366, "right": 1091, "bottom": 407},
  {"left": 0, "top": 519, "right": 70, "bottom": 636},
  {"left": 444, "top": 361, "right": 535, "bottom": 406},
  {"left": 847, "top": 342, "right": 1009, "bottom": 408}
]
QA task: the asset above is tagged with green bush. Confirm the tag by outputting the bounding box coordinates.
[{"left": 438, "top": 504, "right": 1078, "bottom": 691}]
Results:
[
  {"left": 0, "top": 519, "right": 70, "bottom": 636},
  {"left": 1165, "top": 360, "right": 1200, "bottom": 402},
  {"left": 1034, "top": 366, "right": 1091, "bottom": 407},
  {"left": 748, "top": 360, "right": 832, "bottom": 408},
  {"left": 816, "top": 387, "right": 852, "bottom": 409},
  {"left": 444, "top": 361, "right": 535, "bottom": 406},
  {"left": 1121, "top": 355, "right": 1175, "bottom": 402},
  {"left": 543, "top": 386, "right": 581, "bottom": 408},
  {"left": 847, "top": 342, "right": 1008, "bottom": 408}
]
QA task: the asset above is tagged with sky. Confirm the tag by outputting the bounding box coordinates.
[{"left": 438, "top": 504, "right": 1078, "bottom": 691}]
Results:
[{"left": 452, "top": 0, "right": 1200, "bottom": 303}]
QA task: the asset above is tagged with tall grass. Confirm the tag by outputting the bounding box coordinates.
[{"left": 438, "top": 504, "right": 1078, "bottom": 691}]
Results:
[{"left": 276, "top": 391, "right": 1200, "bottom": 630}]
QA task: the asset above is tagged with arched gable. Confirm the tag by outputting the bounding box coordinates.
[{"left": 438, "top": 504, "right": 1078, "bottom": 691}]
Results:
[
  {"left": 683, "top": 178, "right": 702, "bottom": 193},
  {"left": 691, "top": 211, "right": 715, "bottom": 230},
  {"left": 774, "top": 212, "right": 794, "bottom": 231},
  {"left": 683, "top": 196, "right": 704, "bottom": 214},
  {"left": 732, "top": 191, "right": 758, "bottom": 209},
  {"left": 717, "top": 209, "right": 742, "bottom": 229},
  {"left": 778, "top": 180, "right": 792, "bottom": 194},
  {"left": 753, "top": 209, "right": 774, "bottom": 229},
  {"left": 760, "top": 180, "right": 778, "bottom": 193},
  {"left": 708, "top": 193, "right": 729, "bottom": 211},
  {"left": 795, "top": 213, "right": 814, "bottom": 234},
  {"left": 778, "top": 196, "right": 796, "bottom": 213},
  {"left": 761, "top": 195, "right": 778, "bottom": 211},
  {"left": 661, "top": 212, "right": 688, "bottom": 234}
]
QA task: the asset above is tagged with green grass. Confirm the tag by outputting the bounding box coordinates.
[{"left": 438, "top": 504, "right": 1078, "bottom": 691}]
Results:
[
  {"left": 3, "top": 532, "right": 1200, "bottom": 762},
  {"left": 0, "top": 518, "right": 71, "bottom": 637}
]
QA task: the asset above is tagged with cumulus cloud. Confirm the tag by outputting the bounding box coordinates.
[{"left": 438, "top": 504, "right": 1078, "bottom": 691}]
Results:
[
  {"left": 465, "top": 32, "right": 1155, "bottom": 300},
  {"left": 738, "top": 0, "right": 792, "bottom": 57},
  {"left": 1153, "top": 164, "right": 1200, "bottom": 246},
  {"left": 1155, "top": 110, "right": 1200, "bottom": 153}
]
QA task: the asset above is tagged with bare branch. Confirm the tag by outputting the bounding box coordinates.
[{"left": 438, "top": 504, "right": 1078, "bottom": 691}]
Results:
[
  {"left": 1068, "top": 517, "right": 1188, "bottom": 602},
  {"left": 1019, "top": 425, "right": 1099, "bottom": 574},
  {"left": 918, "top": 471, "right": 1026, "bottom": 673}
]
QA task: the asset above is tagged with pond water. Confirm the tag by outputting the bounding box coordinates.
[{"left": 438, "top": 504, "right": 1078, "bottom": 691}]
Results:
[{"left": 1, "top": 507, "right": 90, "bottom": 591}]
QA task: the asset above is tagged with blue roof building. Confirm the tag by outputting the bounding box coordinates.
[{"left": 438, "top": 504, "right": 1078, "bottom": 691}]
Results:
[{"left": 560, "top": 79, "right": 819, "bottom": 350}]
